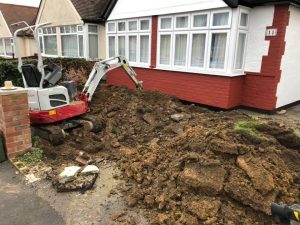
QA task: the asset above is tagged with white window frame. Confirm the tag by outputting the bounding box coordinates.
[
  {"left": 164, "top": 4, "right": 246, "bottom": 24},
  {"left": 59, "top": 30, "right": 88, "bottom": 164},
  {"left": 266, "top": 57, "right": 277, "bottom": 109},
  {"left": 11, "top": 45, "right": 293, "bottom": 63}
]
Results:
[
  {"left": 41, "top": 27, "right": 58, "bottom": 57},
  {"left": 172, "top": 31, "right": 189, "bottom": 70},
  {"left": 207, "top": 30, "right": 230, "bottom": 71},
  {"left": 107, "top": 35, "right": 117, "bottom": 58},
  {"left": 139, "top": 18, "right": 152, "bottom": 32},
  {"left": 234, "top": 31, "right": 248, "bottom": 71},
  {"left": 157, "top": 32, "right": 173, "bottom": 68},
  {"left": 117, "top": 21, "right": 127, "bottom": 33},
  {"left": 210, "top": 10, "right": 232, "bottom": 29},
  {"left": 60, "top": 25, "right": 84, "bottom": 58},
  {"left": 191, "top": 12, "right": 209, "bottom": 30},
  {"left": 188, "top": 30, "right": 209, "bottom": 71},
  {"left": 128, "top": 20, "right": 138, "bottom": 32},
  {"left": 86, "top": 24, "right": 99, "bottom": 59},
  {"left": 158, "top": 16, "right": 173, "bottom": 31},
  {"left": 138, "top": 33, "right": 151, "bottom": 66},
  {"left": 174, "top": 14, "right": 190, "bottom": 31},
  {"left": 128, "top": 33, "right": 138, "bottom": 63},
  {"left": 107, "top": 21, "right": 117, "bottom": 33},
  {"left": 117, "top": 34, "right": 127, "bottom": 57},
  {"left": 238, "top": 9, "right": 249, "bottom": 30},
  {"left": 0, "top": 38, "right": 13, "bottom": 58}
]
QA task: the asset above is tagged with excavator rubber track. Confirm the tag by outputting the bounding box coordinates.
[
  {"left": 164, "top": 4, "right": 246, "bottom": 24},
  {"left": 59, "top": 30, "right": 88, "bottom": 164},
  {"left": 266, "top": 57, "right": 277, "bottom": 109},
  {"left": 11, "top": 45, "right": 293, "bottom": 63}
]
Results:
[
  {"left": 32, "top": 115, "right": 104, "bottom": 146},
  {"left": 32, "top": 125, "right": 65, "bottom": 146}
]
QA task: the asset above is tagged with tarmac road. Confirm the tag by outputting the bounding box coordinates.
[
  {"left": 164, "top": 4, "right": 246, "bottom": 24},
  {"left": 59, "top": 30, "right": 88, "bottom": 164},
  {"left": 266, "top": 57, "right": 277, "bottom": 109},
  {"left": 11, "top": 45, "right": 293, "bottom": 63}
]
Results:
[{"left": 0, "top": 161, "right": 64, "bottom": 225}]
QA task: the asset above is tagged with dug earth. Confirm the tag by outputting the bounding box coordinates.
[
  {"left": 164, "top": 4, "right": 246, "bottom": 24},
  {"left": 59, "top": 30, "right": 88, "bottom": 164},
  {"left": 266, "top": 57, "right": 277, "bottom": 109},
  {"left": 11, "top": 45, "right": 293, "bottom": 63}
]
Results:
[{"left": 36, "top": 87, "right": 300, "bottom": 225}]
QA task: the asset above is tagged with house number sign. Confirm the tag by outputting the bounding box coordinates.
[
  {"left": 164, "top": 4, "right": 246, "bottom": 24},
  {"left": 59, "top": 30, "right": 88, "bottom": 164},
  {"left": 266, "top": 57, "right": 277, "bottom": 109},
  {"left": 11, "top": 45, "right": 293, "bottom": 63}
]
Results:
[{"left": 266, "top": 28, "right": 277, "bottom": 37}]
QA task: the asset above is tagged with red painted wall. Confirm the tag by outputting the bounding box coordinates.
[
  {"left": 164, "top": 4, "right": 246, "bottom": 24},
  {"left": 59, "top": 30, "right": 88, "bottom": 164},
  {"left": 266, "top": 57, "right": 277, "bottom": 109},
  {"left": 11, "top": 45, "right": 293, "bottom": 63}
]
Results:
[{"left": 107, "top": 5, "right": 290, "bottom": 110}]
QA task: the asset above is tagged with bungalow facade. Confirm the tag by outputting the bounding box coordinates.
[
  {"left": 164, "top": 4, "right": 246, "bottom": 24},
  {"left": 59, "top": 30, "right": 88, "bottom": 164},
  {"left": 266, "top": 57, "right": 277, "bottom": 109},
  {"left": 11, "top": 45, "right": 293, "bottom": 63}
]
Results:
[
  {"left": 35, "top": 0, "right": 117, "bottom": 59},
  {"left": 0, "top": 3, "right": 38, "bottom": 58},
  {"left": 105, "top": 0, "right": 300, "bottom": 111}
]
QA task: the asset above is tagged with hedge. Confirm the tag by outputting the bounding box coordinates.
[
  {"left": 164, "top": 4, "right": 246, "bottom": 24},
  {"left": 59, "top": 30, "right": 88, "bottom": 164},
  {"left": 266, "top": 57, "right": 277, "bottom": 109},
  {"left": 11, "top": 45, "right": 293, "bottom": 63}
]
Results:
[{"left": 0, "top": 57, "right": 95, "bottom": 88}]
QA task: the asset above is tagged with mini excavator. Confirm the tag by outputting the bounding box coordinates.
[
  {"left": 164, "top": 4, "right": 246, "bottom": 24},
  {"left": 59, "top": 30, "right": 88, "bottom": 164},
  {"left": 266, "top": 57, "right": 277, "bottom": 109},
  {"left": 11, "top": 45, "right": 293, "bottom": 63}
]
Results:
[
  {"left": 272, "top": 203, "right": 300, "bottom": 225},
  {"left": 13, "top": 22, "right": 143, "bottom": 145}
]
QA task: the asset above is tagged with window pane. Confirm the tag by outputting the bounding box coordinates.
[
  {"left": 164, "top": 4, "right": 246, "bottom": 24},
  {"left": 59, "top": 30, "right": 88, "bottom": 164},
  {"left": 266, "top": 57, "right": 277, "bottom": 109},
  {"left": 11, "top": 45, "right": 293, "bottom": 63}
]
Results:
[
  {"left": 240, "top": 13, "right": 248, "bottom": 27},
  {"left": 88, "top": 25, "right": 98, "bottom": 33},
  {"left": 89, "top": 34, "right": 98, "bottom": 58},
  {"left": 39, "top": 36, "right": 44, "bottom": 53},
  {"left": 191, "top": 33, "right": 206, "bottom": 67},
  {"left": 235, "top": 33, "right": 246, "bottom": 69},
  {"left": 0, "top": 40, "right": 4, "bottom": 55},
  {"left": 118, "top": 22, "right": 126, "bottom": 32},
  {"left": 108, "top": 23, "right": 115, "bottom": 32},
  {"left": 78, "top": 25, "right": 83, "bottom": 32},
  {"left": 140, "top": 20, "right": 150, "bottom": 30},
  {"left": 140, "top": 35, "right": 149, "bottom": 63},
  {"left": 44, "top": 36, "right": 57, "bottom": 55},
  {"left": 78, "top": 35, "right": 84, "bottom": 57},
  {"left": 160, "top": 18, "right": 172, "bottom": 29},
  {"left": 193, "top": 14, "right": 207, "bottom": 27},
  {"left": 160, "top": 35, "right": 171, "bottom": 65},
  {"left": 213, "top": 12, "right": 229, "bottom": 26},
  {"left": 71, "top": 26, "right": 76, "bottom": 33},
  {"left": 174, "top": 34, "right": 187, "bottom": 66},
  {"left": 118, "top": 36, "right": 126, "bottom": 56},
  {"left": 210, "top": 33, "right": 227, "bottom": 69},
  {"left": 108, "top": 36, "right": 116, "bottom": 58},
  {"left": 176, "top": 16, "right": 188, "bottom": 29},
  {"left": 129, "top": 21, "right": 137, "bottom": 31},
  {"left": 60, "top": 26, "right": 65, "bottom": 33},
  {"left": 129, "top": 36, "right": 137, "bottom": 62},
  {"left": 61, "top": 35, "right": 78, "bottom": 57}
]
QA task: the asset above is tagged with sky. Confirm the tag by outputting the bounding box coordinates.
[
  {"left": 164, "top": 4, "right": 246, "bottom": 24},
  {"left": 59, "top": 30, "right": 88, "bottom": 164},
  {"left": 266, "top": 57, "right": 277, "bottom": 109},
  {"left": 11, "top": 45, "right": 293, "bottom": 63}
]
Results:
[{"left": 0, "top": 0, "right": 40, "bottom": 7}]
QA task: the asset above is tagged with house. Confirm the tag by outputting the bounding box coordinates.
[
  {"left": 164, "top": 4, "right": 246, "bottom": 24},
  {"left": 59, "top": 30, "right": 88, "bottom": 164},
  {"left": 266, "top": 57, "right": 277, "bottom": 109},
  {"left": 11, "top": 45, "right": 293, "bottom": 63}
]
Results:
[
  {"left": 105, "top": 0, "right": 300, "bottom": 111},
  {"left": 35, "top": 0, "right": 117, "bottom": 59},
  {"left": 0, "top": 3, "right": 38, "bottom": 58}
]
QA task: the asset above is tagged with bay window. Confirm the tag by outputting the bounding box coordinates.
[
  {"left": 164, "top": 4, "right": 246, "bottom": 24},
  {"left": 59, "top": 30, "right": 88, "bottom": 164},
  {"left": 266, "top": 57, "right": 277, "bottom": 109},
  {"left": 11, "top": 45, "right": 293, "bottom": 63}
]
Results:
[
  {"left": 38, "top": 24, "right": 99, "bottom": 59},
  {"left": 157, "top": 8, "right": 248, "bottom": 74},
  {"left": 107, "top": 18, "right": 151, "bottom": 66}
]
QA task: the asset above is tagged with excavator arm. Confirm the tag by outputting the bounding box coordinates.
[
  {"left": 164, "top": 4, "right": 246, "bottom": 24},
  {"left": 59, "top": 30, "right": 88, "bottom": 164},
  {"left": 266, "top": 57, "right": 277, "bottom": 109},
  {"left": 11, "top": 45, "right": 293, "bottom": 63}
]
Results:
[{"left": 80, "top": 56, "right": 143, "bottom": 102}]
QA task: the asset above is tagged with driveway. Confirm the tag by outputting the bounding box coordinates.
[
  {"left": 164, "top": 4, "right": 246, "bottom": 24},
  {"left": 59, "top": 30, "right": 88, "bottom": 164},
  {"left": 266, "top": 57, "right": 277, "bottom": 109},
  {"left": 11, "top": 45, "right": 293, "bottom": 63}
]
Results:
[{"left": 0, "top": 161, "right": 64, "bottom": 225}]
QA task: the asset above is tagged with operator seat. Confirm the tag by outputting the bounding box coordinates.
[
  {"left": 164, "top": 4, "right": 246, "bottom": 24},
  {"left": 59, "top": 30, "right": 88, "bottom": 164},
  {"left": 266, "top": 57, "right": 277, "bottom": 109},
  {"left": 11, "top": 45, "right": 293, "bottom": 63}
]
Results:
[{"left": 21, "top": 64, "right": 42, "bottom": 87}]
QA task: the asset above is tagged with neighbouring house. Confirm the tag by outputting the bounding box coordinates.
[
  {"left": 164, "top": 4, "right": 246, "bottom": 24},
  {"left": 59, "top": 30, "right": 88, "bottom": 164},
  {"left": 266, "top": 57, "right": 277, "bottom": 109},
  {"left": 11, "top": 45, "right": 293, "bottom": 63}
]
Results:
[
  {"left": 35, "top": 0, "right": 117, "bottom": 59},
  {"left": 105, "top": 0, "right": 300, "bottom": 111},
  {"left": 0, "top": 3, "right": 38, "bottom": 58}
]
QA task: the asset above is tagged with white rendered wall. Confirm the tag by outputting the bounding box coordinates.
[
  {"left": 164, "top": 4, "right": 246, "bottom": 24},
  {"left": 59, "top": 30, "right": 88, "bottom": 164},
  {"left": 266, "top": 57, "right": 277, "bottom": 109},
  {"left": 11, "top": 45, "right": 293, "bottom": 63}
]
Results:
[
  {"left": 244, "top": 5, "right": 274, "bottom": 73},
  {"left": 276, "top": 5, "right": 300, "bottom": 108},
  {"left": 108, "top": 0, "right": 227, "bottom": 20}
]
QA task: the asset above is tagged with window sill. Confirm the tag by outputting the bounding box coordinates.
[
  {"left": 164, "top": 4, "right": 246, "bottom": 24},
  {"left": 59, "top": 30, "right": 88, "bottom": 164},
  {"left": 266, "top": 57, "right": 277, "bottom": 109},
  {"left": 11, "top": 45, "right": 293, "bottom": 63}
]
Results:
[{"left": 154, "top": 66, "right": 246, "bottom": 77}]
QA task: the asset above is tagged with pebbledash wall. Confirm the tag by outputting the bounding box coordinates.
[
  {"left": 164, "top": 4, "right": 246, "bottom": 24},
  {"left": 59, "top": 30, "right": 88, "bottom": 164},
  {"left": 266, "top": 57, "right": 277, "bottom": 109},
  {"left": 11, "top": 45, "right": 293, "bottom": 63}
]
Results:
[{"left": 107, "top": 4, "right": 293, "bottom": 110}]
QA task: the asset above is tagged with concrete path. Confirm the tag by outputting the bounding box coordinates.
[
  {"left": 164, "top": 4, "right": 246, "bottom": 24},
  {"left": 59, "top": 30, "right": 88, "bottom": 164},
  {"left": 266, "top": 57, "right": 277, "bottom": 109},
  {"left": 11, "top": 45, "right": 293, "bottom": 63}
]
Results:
[{"left": 0, "top": 161, "right": 64, "bottom": 225}]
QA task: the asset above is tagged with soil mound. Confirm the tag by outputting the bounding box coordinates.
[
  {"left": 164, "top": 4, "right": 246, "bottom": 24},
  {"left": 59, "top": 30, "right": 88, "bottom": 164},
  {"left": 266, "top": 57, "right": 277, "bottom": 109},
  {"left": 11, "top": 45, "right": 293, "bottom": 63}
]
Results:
[{"left": 40, "top": 87, "right": 300, "bottom": 225}]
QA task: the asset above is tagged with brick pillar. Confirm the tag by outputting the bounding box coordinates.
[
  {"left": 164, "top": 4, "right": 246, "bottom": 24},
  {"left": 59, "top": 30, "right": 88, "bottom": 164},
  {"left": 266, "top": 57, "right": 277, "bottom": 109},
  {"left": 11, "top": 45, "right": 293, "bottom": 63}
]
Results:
[{"left": 0, "top": 88, "right": 32, "bottom": 158}]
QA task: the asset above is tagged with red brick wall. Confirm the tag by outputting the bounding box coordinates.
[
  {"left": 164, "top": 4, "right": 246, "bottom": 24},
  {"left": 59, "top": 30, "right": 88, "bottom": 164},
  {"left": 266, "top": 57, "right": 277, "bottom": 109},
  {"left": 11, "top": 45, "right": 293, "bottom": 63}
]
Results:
[
  {"left": 242, "top": 4, "right": 290, "bottom": 110},
  {"left": 107, "top": 67, "right": 244, "bottom": 109},
  {"left": 150, "top": 16, "right": 158, "bottom": 68},
  {"left": 0, "top": 91, "right": 32, "bottom": 157}
]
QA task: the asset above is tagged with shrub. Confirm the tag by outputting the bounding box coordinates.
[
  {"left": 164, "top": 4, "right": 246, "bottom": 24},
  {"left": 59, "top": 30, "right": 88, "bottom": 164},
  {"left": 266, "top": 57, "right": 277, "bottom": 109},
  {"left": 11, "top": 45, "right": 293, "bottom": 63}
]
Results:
[{"left": 0, "top": 57, "right": 95, "bottom": 87}]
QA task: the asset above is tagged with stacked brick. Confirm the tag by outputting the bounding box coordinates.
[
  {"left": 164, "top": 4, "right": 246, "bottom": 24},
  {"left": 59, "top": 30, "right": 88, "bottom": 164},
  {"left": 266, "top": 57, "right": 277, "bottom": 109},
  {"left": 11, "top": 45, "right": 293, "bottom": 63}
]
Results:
[{"left": 0, "top": 89, "right": 32, "bottom": 157}]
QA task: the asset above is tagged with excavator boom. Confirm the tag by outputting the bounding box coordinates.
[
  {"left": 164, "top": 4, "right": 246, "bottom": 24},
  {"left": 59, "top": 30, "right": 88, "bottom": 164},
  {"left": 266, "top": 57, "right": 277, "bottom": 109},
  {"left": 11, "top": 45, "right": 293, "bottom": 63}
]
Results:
[{"left": 81, "top": 56, "right": 143, "bottom": 102}]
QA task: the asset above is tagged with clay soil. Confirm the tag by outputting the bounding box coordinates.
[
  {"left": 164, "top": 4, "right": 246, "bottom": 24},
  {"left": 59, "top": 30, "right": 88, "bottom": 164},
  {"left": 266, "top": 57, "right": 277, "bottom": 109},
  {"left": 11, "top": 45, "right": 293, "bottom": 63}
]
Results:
[{"left": 39, "top": 87, "right": 300, "bottom": 225}]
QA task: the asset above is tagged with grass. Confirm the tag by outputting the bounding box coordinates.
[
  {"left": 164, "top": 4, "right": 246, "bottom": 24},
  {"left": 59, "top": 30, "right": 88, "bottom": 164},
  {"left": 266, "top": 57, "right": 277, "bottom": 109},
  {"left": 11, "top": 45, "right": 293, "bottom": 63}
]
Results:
[
  {"left": 16, "top": 136, "right": 43, "bottom": 166},
  {"left": 234, "top": 120, "right": 263, "bottom": 140}
]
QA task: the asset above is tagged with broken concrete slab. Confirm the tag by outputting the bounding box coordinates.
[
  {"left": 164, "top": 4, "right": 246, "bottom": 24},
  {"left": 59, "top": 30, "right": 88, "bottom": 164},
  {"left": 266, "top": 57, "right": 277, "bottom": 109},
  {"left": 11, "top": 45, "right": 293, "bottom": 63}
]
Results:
[
  {"left": 58, "top": 166, "right": 81, "bottom": 184},
  {"left": 170, "top": 113, "right": 190, "bottom": 122},
  {"left": 81, "top": 165, "right": 100, "bottom": 175}
]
